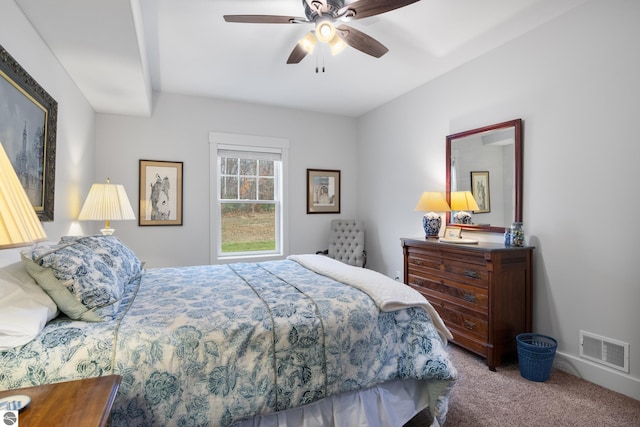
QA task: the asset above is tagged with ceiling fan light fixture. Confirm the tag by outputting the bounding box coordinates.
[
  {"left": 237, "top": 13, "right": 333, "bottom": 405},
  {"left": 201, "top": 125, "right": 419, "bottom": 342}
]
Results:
[
  {"left": 315, "top": 20, "right": 335, "bottom": 43},
  {"left": 298, "top": 32, "right": 317, "bottom": 54},
  {"left": 329, "top": 35, "right": 347, "bottom": 55},
  {"left": 225, "top": 0, "right": 418, "bottom": 64}
]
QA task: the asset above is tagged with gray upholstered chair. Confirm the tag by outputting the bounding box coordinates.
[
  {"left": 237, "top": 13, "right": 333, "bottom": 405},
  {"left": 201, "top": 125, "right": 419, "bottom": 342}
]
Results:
[{"left": 316, "top": 219, "right": 366, "bottom": 268}]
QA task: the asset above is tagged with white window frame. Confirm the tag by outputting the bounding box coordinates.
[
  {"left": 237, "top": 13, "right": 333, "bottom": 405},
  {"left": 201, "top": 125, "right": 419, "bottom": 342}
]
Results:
[{"left": 209, "top": 132, "right": 289, "bottom": 263}]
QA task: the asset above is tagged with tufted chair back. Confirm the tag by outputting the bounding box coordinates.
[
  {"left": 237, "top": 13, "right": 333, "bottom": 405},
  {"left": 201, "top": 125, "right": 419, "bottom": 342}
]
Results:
[{"left": 322, "top": 219, "right": 366, "bottom": 268}]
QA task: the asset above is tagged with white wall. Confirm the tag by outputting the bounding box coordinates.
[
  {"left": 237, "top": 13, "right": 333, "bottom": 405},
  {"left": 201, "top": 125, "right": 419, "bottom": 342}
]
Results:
[
  {"left": 0, "top": 0, "right": 96, "bottom": 240},
  {"left": 95, "top": 92, "right": 358, "bottom": 267},
  {"left": 357, "top": 0, "right": 640, "bottom": 399}
]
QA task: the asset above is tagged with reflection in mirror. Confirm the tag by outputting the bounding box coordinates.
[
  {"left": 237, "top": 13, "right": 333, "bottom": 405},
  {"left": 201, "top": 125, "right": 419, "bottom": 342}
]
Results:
[{"left": 446, "top": 119, "right": 522, "bottom": 233}]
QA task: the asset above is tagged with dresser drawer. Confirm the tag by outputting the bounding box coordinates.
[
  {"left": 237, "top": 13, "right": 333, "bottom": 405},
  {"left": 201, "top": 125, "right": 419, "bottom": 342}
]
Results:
[
  {"left": 407, "top": 249, "right": 489, "bottom": 286},
  {"left": 426, "top": 293, "right": 488, "bottom": 341},
  {"left": 447, "top": 326, "right": 489, "bottom": 357},
  {"left": 407, "top": 273, "right": 488, "bottom": 313},
  {"left": 406, "top": 243, "right": 488, "bottom": 265}
]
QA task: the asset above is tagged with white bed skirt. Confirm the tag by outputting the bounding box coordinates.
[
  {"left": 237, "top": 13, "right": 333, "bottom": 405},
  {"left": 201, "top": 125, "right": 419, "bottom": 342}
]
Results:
[{"left": 234, "top": 379, "right": 439, "bottom": 427}]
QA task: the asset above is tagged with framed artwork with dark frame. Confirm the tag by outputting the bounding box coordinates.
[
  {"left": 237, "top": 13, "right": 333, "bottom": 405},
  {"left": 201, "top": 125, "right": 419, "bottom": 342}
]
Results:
[
  {"left": 139, "top": 159, "right": 183, "bottom": 226},
  {"left": 0, "top": 44, "right": 58, "bottom": 221},
  {"left": 471, "top": 171, "right": 490, "bottom": 213},
  {"left": 306, "top": 169, "right": 340, "bottom": 214}
]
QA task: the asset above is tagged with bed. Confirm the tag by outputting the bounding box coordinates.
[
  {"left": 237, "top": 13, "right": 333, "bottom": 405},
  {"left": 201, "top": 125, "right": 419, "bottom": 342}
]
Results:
[{"left": 0, "top": 236, "right": 457, "bottom": 426}]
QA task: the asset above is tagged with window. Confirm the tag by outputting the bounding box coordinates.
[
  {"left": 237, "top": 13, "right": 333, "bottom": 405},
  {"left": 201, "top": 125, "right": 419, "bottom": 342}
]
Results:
[
  {"left": 218, "top": 150, "right": 279, "bottom": 254},
  {"left": 210, "top": 133, "right": 289, "bottom": 261}
]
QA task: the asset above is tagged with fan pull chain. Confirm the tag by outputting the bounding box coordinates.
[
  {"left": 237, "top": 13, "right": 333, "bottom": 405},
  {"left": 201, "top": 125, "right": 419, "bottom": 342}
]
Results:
[{"left": 315, "top": 51, "right": 326, "bottom": 74}]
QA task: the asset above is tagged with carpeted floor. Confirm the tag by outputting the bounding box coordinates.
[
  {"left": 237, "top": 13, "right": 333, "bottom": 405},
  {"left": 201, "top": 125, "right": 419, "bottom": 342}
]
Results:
[{"left": 405, "top": 345, "right": 640, "bottom": 426}]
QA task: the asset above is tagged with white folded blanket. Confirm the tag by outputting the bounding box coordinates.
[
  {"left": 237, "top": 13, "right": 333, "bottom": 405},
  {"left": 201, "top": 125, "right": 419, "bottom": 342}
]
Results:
[{"left": 288, "top": 254, "right": 453, "bottom": 344}]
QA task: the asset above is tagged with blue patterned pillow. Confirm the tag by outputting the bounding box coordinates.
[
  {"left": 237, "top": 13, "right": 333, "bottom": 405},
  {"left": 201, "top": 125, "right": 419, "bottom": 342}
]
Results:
[
  {"left": 21, "top": 242, "right": 123, "bottom": 321},
  {"left": 60, "top": 235, "right": 143, "bottom": 284}
]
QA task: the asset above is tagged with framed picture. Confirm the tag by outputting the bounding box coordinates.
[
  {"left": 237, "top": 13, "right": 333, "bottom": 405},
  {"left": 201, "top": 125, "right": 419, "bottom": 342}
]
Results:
[
  {"left": 139, "top": 159, "right": 183, "bottom": 226},
  {"left": 444, "top": 226, "right": 462, "bottom": 239},
  {"left": 307, "top": 169, "right": 340, "bottom": 214},
  {"left": 471, "top": 171, "right": 490, "bottom": 213},
  {"left": 0, "top": 44, "right": 58, "bottom": 221}
]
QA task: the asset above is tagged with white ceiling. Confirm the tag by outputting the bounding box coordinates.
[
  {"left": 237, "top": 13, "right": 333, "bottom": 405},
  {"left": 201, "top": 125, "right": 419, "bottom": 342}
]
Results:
[{"left": 15, "top": 0, "right": 587, "bottom": 118}]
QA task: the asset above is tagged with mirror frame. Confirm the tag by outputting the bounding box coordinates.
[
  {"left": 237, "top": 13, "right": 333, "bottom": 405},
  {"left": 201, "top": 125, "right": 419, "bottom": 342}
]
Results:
[{"left": 446, "top": 118, "right": 523, "bottom": 233}]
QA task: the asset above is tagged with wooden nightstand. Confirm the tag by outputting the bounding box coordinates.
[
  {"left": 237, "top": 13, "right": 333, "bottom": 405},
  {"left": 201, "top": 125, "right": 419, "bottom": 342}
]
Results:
[{"left": 0, "top": 375, "right": 121, "bottom": 427}]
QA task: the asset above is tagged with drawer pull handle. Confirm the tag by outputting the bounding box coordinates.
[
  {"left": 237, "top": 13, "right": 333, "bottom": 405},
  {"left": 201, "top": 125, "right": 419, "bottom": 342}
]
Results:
[
  {"left": 463, "top": 293, "right": 477, "bottom": 303},
  {"left": 413, "top": 260, "right": 424, "bottom": 266},
  {"left": 464, "top": 320, "right": 476, "bottom": 330},
  {"left": 464, "top": 270, "right": 478, "bottom": 278},
  {"left": 414, "top": 279, "right": 424, "bottom": 286}
]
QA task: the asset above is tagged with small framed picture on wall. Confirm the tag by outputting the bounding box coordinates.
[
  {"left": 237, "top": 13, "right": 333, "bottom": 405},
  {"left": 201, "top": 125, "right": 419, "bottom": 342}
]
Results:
[
  {"left": 139, "top": 159, "right": 183, "bottom": 226},
  {"left": 307, "top": 169, "right": 340, "bottom": 214}
]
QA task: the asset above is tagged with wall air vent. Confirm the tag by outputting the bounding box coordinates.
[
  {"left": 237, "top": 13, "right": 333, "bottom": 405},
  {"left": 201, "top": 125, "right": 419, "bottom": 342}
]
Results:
[{"left": 579, "top": 330, "right": 629, "bottom": 373}]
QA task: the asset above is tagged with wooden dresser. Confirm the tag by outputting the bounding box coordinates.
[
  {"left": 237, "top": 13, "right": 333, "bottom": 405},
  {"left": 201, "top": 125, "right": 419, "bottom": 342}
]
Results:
[{"left": 401, "top": 238, "right": 533, "bottom": 370}]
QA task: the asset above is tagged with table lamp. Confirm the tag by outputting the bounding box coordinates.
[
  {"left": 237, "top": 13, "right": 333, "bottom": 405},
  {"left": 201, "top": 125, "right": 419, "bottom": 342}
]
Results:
[
  {"left": 0, "top": 142, "right": 47, "bottom": 248},
  {"left": 78, "top": 178, "right": 135, "bottom": 235},
  {"left": 415, "top": 192, "right": 451, "bottom": 239},
  {"left": 450, "top": 191, "right": 480, "bottom": 224}
]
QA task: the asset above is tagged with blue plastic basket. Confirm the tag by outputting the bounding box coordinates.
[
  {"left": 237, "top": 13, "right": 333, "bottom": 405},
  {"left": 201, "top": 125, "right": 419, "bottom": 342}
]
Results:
[{"left": 516, "top": 333, "right": 557, "bottom": 382}]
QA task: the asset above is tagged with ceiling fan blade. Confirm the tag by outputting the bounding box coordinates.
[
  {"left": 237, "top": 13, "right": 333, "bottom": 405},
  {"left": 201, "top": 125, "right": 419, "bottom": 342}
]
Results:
[
  {"left": 287, "top": 43, "right": 309, "bottom": 64},
  {"left": 224, "top": 15, "right": 306, "bottom": 24},
  {"left": 335, "top": 25, "right": 388, "bottom": 58},
  {"left": 339, "top": 0, "right": 421, "bottom": 20}
]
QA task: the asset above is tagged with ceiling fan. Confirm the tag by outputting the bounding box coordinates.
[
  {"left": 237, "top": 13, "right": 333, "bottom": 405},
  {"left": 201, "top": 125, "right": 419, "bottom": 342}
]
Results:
[{"left": 224, "top": 0, "right": 421, "bottom": 64}]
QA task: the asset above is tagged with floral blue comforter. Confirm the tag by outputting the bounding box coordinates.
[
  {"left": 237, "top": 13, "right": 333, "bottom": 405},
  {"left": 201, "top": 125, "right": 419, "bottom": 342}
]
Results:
[{"left": 0, "top": 259, "right": 456, "bottom": 426}]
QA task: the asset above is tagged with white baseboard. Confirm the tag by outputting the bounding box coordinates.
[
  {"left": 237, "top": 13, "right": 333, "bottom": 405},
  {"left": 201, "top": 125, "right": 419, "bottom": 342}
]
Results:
[{"left": 554, "top": 350, "right": 640, "bottom": 401}]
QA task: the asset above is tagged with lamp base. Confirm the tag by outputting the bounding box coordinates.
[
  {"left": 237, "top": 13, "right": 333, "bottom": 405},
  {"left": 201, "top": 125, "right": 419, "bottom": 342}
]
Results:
[
  {"left": 422, "top": 212, "right": 442, "bottom": 239},
  {"left": 100, "top": 228, "right": 115, "bottom": 236},
  {"left": 453, "top": 211, "right": 472, "bottom": 224}
]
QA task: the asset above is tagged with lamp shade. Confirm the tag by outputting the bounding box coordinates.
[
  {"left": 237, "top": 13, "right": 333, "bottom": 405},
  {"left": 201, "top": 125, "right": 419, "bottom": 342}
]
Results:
[
  {"left": 78, "top": 178, "right": 135, "bottom": 235},
  {"left": 450, "top": 191, "right": 480, "bottom": 211},
  {"left": 0, "top": 142, "right": 47, "bottom": 248},
  {"left": 414, "top": 192, "right": 451, "bottom": 212}
]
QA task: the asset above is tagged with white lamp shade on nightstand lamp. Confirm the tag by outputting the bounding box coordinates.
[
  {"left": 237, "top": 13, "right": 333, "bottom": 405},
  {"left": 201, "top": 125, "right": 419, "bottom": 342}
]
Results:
[
  {"left": 415, "top": 192, "right": 451, "bottom": 239},
  {"left": 0, "top": 142, "right": 47, "bottom": 248},
  {"left": 451, "top": 191, "right": 480, "bottom": 224},
  {"left": 78, "top": 178, "right": 136, "bottom": 235}
]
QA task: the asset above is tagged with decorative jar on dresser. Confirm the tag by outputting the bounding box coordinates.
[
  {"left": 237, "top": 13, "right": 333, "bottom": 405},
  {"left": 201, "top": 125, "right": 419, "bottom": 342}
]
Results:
[{"left": 401, "top": 238, "right": 534, "bottom": 370}]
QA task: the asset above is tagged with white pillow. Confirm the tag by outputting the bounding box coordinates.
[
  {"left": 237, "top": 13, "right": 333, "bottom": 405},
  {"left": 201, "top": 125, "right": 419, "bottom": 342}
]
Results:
[{"left": 0, "top": 259, "right": 59, "bottom": 350}]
